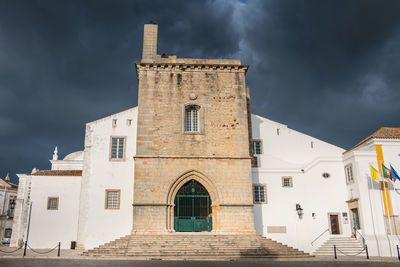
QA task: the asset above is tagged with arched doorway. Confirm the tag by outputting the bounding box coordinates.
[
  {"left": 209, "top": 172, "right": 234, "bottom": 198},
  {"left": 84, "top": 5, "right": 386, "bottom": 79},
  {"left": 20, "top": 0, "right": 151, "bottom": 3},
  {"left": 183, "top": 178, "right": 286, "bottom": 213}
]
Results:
[{"left": 174, "top": 179, "right": 212, "bottom": 232}]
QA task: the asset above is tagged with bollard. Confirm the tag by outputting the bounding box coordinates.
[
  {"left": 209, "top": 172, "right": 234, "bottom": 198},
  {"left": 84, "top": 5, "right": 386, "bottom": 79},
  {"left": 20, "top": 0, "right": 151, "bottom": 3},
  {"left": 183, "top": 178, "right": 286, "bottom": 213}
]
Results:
[
  {"left": 23, "top": 241, "right": 27, "bottom": 257},
  {"left": 365, "top": 244, "right": 369, "bottom": 259},
  {"left": 58, "top": 242, "right": 61, "bottom": 257},
  {"left": 334, "top": 244, "right": 337, "bottom": 259},
  {"left": 397, "top": 245, "right": 400, "bottom": 261}
]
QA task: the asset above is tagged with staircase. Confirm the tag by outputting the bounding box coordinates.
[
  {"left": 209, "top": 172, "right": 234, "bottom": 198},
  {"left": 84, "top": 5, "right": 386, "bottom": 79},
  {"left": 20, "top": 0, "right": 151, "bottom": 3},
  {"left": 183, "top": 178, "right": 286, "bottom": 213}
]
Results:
[
  {"left": 84, "top": 233, "right": 311, "bottom": 259},
  {"left": 313, "top": 237, "right": 366, "bottom": 257}
]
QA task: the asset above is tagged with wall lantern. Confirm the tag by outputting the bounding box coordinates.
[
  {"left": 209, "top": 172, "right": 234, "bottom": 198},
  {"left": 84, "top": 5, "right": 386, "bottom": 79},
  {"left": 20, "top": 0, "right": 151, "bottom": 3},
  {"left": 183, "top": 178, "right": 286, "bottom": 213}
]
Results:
[
  {"left": 10, "top": 199, "right": 16, "bottom": 210},
  {"left": 296, "top": 204, "right": 303, "bottom": 217}
]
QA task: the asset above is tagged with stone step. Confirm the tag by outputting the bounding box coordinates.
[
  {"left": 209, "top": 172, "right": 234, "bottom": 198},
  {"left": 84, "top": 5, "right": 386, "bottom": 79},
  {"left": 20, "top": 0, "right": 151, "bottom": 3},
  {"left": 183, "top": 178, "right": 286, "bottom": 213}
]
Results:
[
  {"left": 313, "top": 236, "right": 365, "bottom": 257},
  {"left": 86, "top": 254, "right": 311, "bottom": 259},
  {"left": 89, "top": 248, "right": 303, "bottom": 253},
  {"left": 86, "top": 250, "right": 308, "bottom": 256},
  {"left": 84, "top": 234, "right": 310, "bottom": 258},
  {"left": 318, "top": 244, "right": 364, "bottom": 248}
]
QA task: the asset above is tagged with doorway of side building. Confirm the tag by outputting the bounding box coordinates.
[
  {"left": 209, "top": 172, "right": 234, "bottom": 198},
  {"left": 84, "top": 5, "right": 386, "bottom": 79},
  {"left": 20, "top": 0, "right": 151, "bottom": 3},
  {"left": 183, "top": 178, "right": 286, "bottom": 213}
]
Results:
[
  {"left": 328, "top": 213, "right": 341, "bottom": 235},
  {"left": 351, "top": 208, "right": 361, "bottom": 234},
  {"left": 347, "top": 200, "right": 362, "bottom": 237},
  {"left": 174, "top": 179, "right": 212, "bottom": 232}
]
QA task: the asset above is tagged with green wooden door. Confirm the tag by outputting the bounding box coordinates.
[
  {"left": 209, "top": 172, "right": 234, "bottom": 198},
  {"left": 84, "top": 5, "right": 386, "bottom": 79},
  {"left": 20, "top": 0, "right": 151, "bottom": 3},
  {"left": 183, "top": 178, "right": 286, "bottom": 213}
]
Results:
[{"left": 174, "top": 180, "right": 212, "bottom": 232}]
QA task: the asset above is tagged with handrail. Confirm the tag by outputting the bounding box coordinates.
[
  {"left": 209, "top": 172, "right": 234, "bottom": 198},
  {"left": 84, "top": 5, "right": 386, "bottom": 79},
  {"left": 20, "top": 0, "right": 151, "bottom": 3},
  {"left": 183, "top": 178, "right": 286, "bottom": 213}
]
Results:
[
  {"left": 354, "top": 227, "right": 366, "bottom": 248},
  {"left": 311, "top": 228, "right": 330, "bottom": 246}
]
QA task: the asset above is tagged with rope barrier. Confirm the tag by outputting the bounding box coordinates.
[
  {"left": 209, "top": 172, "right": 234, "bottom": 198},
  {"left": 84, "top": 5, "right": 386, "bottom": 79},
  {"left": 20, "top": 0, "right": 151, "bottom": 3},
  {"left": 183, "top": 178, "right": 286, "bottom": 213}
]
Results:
[
  {"left": 0, "top": 246, "right": 22, "bottom": 253},
  {"left": 26, "top": 243, "right": 59, "bottom": 254},
  {"left": 336, "top": 246, "right": 366, "bottom": 256}
]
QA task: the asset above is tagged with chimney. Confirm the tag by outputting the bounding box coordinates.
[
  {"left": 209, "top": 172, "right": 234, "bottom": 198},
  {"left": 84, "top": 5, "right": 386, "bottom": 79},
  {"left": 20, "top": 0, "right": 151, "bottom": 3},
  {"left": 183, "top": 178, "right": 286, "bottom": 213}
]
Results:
[{"left": 142, "top": 24, "right": 158, "bottom": 62}]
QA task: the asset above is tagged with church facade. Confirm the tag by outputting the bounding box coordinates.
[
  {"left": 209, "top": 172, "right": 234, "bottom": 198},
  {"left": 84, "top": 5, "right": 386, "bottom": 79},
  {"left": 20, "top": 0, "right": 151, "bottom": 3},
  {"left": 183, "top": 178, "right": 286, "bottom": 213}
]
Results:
[{"left": 10, "top": 24, "right": 400, "bottom": 257}]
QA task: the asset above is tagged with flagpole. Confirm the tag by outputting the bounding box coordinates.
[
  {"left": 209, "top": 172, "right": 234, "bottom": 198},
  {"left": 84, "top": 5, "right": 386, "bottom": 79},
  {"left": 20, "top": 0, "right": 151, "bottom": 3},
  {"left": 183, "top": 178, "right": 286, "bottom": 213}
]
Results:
[
  {"left": 366, "top": 169, "right": 380, "bottom": 256},
  {"left": 386, "top": 180, "right": 400, "bottom": 244},
  {"left": 384, "top": 165, "right": 395, "bottom": 255},
  {"left": 379, "top": 167, "right": 393, "bottom": 256}
]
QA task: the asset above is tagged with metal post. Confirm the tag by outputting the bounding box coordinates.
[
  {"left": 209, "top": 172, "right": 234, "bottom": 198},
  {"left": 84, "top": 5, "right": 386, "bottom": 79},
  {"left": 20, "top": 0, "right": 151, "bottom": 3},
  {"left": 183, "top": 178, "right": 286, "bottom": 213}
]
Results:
[
  {"left": 58, "top": 242, "right": 61, "bottom": 257},
  {"left": 397, "top": 245, "right": 400, "bottom": 261},
  {"left": 334, "top": 244, "right": 337, "bottom": 259},
  {"left": 26, "top": 202, "right": 33, "bottom": 244},
  {"left": 23, "top": 241, "right": 27, "bottom": 257},
  {"left": 365, "top": 244, "right": 369, "bottom": 259}
]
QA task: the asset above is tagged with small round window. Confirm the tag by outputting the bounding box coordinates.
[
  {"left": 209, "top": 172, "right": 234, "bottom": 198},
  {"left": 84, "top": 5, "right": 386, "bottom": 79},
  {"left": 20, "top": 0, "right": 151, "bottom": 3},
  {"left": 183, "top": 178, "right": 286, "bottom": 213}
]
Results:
[{"left": 322, "top": 172, "right": 330, "bottom": 178}]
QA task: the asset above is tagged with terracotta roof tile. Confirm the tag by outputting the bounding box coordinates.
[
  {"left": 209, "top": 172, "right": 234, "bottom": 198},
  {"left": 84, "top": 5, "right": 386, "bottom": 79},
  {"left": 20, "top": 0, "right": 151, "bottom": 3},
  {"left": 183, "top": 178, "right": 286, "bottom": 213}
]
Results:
[
  {"left": 345, "top": 127, "right": 400, "bottom": 154},
  {"left": 31, "top": 170, "right": 82, "bottom": 176},
  {"left": 0, "top": 177, "right": 18, "bottom": 188}
]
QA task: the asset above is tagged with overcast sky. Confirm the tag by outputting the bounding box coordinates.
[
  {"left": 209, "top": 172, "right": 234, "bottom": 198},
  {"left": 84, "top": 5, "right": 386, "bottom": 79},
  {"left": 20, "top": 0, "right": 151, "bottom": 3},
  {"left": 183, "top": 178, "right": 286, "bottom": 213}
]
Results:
[{"left": 1, "top": 0, "right": 400, "bottom": 184}]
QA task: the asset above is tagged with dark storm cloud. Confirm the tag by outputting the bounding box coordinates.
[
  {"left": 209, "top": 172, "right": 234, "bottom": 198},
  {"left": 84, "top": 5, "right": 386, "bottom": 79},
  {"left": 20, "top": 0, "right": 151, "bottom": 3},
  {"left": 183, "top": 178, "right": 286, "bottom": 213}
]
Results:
[
  {"left": 1, "top": 0, "right": 400, "bottom": 183},
  {"left": 241, "top": 0, "right": 400, "bottom": 146}
]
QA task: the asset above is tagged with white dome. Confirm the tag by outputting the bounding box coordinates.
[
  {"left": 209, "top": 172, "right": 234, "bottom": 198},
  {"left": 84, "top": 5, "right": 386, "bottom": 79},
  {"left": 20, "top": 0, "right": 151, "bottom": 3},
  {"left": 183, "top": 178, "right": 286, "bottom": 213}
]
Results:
[{"left": 63, "top": 151, "right": 84, "bottom": 160}]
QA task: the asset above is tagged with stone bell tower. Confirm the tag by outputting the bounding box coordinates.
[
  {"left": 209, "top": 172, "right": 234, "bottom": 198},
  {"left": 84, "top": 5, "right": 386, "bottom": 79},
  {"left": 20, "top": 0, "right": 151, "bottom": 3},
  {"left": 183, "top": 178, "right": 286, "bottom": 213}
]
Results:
[{"left": 132, "top": 24, "right": 255, "bottom": 234}]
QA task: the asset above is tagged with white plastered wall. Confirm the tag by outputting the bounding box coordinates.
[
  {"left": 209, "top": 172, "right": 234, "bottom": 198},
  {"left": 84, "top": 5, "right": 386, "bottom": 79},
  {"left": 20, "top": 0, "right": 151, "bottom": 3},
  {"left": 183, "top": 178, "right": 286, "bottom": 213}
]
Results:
[
  {"left": 251, "top": 114, "right": 351, "bottom": 254},
  {"left": 28, "top": 175, "right": 81, "bottom": 249},
  {"left": 77, "top": 107, "right": 138, "bottom": 249}
]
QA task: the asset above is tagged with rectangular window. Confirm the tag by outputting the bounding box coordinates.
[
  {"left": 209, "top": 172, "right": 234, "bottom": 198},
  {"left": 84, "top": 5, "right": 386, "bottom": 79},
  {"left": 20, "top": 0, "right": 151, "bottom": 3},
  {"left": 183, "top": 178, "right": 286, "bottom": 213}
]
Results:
[
  {"left": 47, "top": 197, "right": 59, "bottom": 210},
  {"left": 252, "top": 140, "right": 263, "bottom": 155},
  {"left": 110, "top": 137, "right": 125, "bottom": 160},
  {"left": 345, "top": 164, "right": 354, "bottom": 184},
  {"left": 251, "top": 156, "right": 259, "bottom": 168},
  {"left": 185, "top": 107, "right": 199, "bottom": 132},
  {"left": 253, "top": 185, "right": 266, "bottom": 204},
  {"left": 105, "top": 190, "right": 120, "bottom": 209},
  {"left": 7, "top": 198, "right": 15, "bottom": 217},
  {"left": 4, "top": 228, "right": 12, "bottom": 238},
  {"left": 282, "top": 177, "right": 293, "bottom": 187}
]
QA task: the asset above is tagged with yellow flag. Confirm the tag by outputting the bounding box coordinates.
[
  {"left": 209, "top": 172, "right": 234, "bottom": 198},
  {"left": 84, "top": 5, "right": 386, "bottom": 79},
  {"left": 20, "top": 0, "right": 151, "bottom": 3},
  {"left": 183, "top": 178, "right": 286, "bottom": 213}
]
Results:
[{"left": 370, "top": 165, "right": 379, "bottom": 181}]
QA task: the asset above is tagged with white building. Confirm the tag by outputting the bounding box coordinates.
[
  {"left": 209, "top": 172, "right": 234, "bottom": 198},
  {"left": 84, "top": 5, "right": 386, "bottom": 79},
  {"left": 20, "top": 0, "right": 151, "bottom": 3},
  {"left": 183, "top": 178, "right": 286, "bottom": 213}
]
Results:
[
  {"left": 343, "top": 127, "right": 400, "bottom": 257},
  {"left": 9, "top": 24, "right": 400, "bottom": 257},
  {"left": 251, "top": 115, "right": 351, "bottom": 254},
  {"left": 0, "top": 174, "right": 18, "bottom": 244},
  {"left": 12, "top": 107, "right": 396, "bottom": 254}
]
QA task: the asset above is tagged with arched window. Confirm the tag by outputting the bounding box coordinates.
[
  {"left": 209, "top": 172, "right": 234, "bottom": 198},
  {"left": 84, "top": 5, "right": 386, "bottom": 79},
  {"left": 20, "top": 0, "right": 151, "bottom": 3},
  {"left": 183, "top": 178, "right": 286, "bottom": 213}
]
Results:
[{"left": 185, "top": 105, "right": 199, "bottom": 132}]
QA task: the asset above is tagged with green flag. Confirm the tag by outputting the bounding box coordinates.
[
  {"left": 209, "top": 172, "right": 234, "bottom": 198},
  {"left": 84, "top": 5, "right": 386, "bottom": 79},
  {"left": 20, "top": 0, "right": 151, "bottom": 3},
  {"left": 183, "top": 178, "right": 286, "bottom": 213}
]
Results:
[{"left": 382, "top": 164, "right": 393, "bottom": 180}]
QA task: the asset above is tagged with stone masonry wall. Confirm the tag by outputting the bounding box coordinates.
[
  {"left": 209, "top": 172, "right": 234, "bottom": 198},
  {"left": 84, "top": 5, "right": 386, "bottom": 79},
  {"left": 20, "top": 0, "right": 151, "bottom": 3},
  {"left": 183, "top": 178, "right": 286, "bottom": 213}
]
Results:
[
  {"left": 133, "top": 60, "right": 255, "bottom": 234},
  {"left": 135, "top": 66, "right": 250, "bottom": 157}
]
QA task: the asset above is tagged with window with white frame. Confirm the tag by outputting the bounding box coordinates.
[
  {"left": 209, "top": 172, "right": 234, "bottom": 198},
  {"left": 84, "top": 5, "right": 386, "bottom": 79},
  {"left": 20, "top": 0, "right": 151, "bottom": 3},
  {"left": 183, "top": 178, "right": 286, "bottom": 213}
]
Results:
[
  {"left": 252, "top": 140, "right": 263, "bottom": 155},
  {"left": 110, "top": 137, "right": 125, "bottom": 160},
  {"left": 345, "top": 164, "right": 354, "bottom": 184},
  {"left": 253, "top": 184, "right": 267, "bottom": 204},
  {"left": 184, "top": 105, "right": 199, "bottom": 132},
  {"left": 282, "top": 177, "right": 293, "bottom": 187},
  {"left": 47, "top": 197, "right": 59, "bottom": 210},
  {"left": 105, "top": 190, "right": 120, "bottom": 209}
]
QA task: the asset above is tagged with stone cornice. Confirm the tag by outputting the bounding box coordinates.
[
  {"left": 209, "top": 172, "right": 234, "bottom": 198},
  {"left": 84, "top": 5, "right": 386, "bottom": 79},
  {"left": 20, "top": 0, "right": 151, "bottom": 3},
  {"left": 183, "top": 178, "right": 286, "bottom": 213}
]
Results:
[
  {"left": 134, "top": 155, "right": 252, "bottom": 160},
  {"left": 135, "top": 62, "right": 249, "bottom": 77}
]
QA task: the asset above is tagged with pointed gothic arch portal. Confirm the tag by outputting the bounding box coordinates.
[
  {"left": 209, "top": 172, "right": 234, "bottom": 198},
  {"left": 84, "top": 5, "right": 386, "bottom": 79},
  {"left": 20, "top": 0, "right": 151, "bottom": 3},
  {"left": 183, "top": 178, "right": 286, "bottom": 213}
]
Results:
[{"left": 174, "top": 179, "right": 212, "bottom": 232}]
